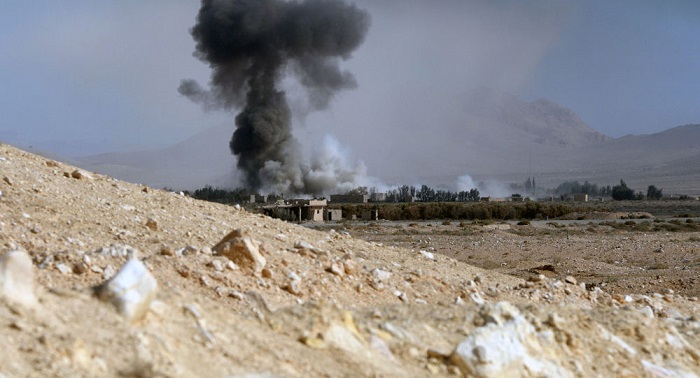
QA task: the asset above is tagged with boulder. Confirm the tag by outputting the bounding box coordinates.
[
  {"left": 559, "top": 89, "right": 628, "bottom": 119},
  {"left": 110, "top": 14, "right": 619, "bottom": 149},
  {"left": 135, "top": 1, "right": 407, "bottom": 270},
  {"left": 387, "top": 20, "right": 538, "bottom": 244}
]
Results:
[
  {"left": 212, "top": 229, "right": 266, "bottom": 275},
  {"left": 0, "top": 251, "right": 37, "bottom": 307},
  {"left": 450, "top": 302, "right": 572, "bottom": 378},
  {"left": 95, "top": 258, "right": 158, "bottom": 322}
]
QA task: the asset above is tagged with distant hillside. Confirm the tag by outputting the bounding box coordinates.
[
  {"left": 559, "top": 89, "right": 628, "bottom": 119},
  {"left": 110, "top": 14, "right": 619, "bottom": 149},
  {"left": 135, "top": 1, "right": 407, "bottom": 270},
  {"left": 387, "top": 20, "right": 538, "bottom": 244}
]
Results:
[
  {"left": 77, "top": 124, "right": 237, "bottom": 190},
  {"left": 465, "top": 88, "right": 609, "bottom": 147},
  {"left": 74, "top": 91, "right": 700, "bottom": 195}
]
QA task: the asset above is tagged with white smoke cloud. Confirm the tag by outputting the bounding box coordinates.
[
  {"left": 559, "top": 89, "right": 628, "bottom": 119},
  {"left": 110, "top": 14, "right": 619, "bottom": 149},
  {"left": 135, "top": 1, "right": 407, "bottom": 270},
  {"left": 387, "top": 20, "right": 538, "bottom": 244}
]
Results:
[
  {"left": 455, "top": 174, "right": 476, "bottom": 192},
  {"left": 454, "top": 174, "right": 514, "bottom": 199},
  {"left": 256, "top": 134, "right": 384, "bottom": 196}
]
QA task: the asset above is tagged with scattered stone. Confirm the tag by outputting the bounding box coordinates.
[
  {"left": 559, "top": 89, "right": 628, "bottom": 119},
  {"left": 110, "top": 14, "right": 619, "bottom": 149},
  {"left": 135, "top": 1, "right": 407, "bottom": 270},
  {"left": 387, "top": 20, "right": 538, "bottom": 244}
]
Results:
[
  {"left": 213, "top": 229, "right": 266, "bottom": 275},
  {"left": 469, "top": 292, "right": 485, "bottom": 306},
  {"left": 284, "top": 271, "right": 302, "bottom": 295},
  {"left": 284, "top": 280, "right": 302, "bottom": 296},
  {"left": 97, "top": 244, "right": 138, "bottom": 259},
  {"left": 343, "top": 259, "right": 357, "bottom": 275},
  {"left": 294, "top": 240, "right": 316, "bottom": 251},
  {"left": 103, "top": 265, "right": 116, "bottom": 280},
  {"left": 261, "top": 268, "right": 273, "bottom": 278},
  {"left": 371, "top": 268, "right": 391, "bottom": 282},
  {"left": 369, "top": 280, "right": 385, "bottom": 291},
  {"left": 209, "top": 259, "right": 225, "bottom": 272},
  {"left": 90, "top": 265, "right": 104, "bottom": 274},
  {"left": 145, "top": 218, "right": 158, "bottom": 232},
  {"left": 564, "top": 276, "right": 577, "bottom": 285},
  {"left": 2, "top": 176, "right": 13, "bottom": 186},
  {"left": 200, "top": 275, "right": 213, "bottom": 288},
  {"left": 294, "top": 240, "right": 326, "bottom": 256},
  {"left": 328, "top": 262, "right": 345, "bottom": 277},
  {"left": 55, "top": 263, "right": 72, "bottom": 275},
  {"left": 228, "top": 291, "right": 245, "bottom": 300},
  {"left": 159, "top": 245, "right": 174, "bottom": 256},
  {"left": 176, "top": 246, "right": 198, "bottom": 256},
  {"left": 397, "top": 292, "right": 408, "bottom": 303},
  {"left": 639, "top": 306, "right": 655, "bottom": 319},
  {"left": 0, "top": 251, "right": 37, "bottom": 307},
  {"left": 95, "top": 258, "right": 158, "bottom": 322},
  {"left": 70, "top": 169, "right": 93, "bottom": 180},
  {"left": 177, "top": 267, "right": 191, "bottom": 278},
  {"left": 72, "top": 262, "right": 88, "bottom": 275},
  {"left": 419, "top": 250, "right": 435, "bottom": 260}
]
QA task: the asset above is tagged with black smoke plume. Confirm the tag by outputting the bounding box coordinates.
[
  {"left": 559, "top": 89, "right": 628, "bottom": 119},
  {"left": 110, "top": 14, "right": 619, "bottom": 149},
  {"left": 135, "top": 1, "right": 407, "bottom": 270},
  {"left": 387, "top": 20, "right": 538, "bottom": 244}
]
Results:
[{"left": 179, "top": 0, "right": 370, "bottom": 194}]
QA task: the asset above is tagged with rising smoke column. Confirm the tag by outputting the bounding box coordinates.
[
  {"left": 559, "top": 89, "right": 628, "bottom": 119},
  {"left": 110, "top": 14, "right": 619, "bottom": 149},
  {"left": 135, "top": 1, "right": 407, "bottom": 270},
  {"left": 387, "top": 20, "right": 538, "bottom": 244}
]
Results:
[{"left": 179, "top": 0, "right": 370, "bottom": 193}]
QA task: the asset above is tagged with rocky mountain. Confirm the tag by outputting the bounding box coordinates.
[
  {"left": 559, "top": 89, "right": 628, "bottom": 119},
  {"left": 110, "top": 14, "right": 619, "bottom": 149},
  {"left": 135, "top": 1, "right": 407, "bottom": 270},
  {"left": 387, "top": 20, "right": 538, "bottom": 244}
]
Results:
[
  {"left": 73, "top": 92, "right": 700, "bottom": 195},
  {"left": 464, "top": 88, "right": 609, "bottom": 148}
]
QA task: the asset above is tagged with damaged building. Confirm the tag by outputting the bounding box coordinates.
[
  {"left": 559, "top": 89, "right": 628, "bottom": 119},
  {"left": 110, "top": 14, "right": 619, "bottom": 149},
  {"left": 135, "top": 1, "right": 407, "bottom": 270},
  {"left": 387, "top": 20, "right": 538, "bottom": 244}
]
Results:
[{"left": 262, "top": 199, "right": 329, "bottom": 222}]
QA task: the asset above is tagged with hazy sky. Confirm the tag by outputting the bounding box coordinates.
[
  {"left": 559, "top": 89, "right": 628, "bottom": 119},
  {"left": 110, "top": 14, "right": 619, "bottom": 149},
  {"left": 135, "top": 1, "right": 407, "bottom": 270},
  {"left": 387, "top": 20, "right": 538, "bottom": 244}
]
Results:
[{"left": 1, "top": 0, "right": 699, "bottom": 158}]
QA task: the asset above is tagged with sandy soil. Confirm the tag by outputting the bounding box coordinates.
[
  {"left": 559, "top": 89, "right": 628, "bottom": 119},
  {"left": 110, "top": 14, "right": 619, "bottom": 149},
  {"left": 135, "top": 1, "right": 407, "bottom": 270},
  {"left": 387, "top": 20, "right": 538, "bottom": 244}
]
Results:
[
  {"left": 336, "top": 218, "right": 700, "bottom": 298},
  {"left": 1, "top": 142, "right": 699, "bottom": 377}
]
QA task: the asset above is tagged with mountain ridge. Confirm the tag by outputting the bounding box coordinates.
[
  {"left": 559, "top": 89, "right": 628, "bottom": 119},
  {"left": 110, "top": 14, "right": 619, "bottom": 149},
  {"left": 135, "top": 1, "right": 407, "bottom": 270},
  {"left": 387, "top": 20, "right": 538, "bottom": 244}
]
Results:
[{"left": 72, "top": 94, "right": 700, "bottom": 195}]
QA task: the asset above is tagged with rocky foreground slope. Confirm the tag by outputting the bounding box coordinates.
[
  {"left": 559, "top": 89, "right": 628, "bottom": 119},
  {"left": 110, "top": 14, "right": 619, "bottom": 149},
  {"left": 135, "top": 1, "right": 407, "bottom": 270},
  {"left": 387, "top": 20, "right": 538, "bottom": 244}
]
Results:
[{"left": 0, "top": 142, "right": 699, "bottom": 377}]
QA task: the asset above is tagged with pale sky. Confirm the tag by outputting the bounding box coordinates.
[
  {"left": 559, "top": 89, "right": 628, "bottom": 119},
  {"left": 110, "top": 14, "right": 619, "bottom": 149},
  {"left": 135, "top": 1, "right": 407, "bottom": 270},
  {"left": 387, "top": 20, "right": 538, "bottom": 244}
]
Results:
[{"left": 1, "top": 0, "right": 699, "bottom": 158}]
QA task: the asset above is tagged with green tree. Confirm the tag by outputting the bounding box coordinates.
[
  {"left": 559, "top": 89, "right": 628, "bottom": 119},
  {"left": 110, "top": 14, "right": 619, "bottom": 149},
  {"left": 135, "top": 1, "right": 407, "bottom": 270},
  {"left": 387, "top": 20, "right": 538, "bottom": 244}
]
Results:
[
  {"left": 646, "top": 185, "right": 663, "bottom": 200},
  {"left": 612, "top": 180, "right": 635, "bottom": 200}
]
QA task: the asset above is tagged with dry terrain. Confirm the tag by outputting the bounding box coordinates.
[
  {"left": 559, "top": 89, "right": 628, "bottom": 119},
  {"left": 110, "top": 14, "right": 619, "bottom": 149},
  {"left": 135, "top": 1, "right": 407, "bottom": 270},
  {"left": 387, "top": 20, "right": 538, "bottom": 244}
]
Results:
[
  {"left": 330, "top": 217, "right": 700, "bottom": 299},
  {"left": 1, "top": 142, "right": 700, "bottom": 377}
]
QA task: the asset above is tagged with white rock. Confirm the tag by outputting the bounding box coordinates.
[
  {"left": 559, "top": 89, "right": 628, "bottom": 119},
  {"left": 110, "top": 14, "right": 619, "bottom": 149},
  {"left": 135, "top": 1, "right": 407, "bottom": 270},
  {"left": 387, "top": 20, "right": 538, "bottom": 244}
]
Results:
[
  {"left": 294, "top": 240, "right": 323, "bottom": 254},
  {"left": 470, "top": 292, "right": 485, "bottom": 306},
  {"left": 419, "top": 250, "right": 435, "bottom": 260},
  {"left": 0, "top": 251, "right": 37, "bottom": 307},
  {"left": 103, "top": 265, "right": 116, "bottom": 280},
  {"left": 55, "top": 263, "right": 72, "bottom": 275},
  {"left": 210, "top": 259, "right": 225, "bottom": 272},
  {"left": 213, "top": 229, "right": 266, "bottom": 274},
  {"left": 639, "top": 306, "right": 655, "bottom": 319},
  {"left": 96, "top": 259, "right": 158, "bottom": 322},
  {"left": 371, "top": 268, "right": 391, "bottom": 282},
  {"left": 451, "top": 302, "right": 573, "bottom": 378},
  {"left": 323, "top": 323, "right": 366, "bottom": 354}
]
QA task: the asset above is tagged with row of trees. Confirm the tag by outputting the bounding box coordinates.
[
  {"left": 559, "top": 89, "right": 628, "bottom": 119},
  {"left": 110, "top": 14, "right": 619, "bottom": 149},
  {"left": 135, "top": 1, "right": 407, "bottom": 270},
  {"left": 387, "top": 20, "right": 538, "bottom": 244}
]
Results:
[
  {"left": 550, "top": 179, "right": 663, "bottom": 201},
  {"left": 611, "top": 180, "right": 663, "bottom": 200},
  {"left": 190, "top": 186, "right": 253, "bottom": 204},
  {"left": 348, "top": 185, "right": 481, "bottom": 203},
  {"left": 553, "top": 180, "right": 610, "bottom": 196},
  {"left": 187, "top": 179, "right": 663, "bottom": 207},
  {"left": 338, "top": 201, "right": 578, "bottom": 221}
]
